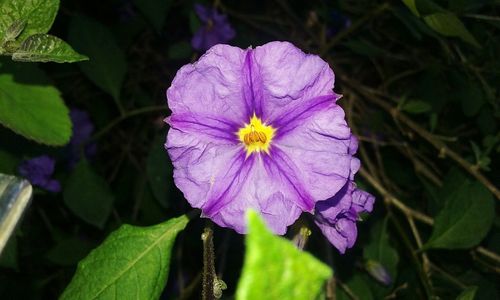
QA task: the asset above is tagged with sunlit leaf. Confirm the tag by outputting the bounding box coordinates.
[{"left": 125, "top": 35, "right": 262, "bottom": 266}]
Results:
[
  {"left": 12, "top": 34, "right": 88, "bottom": 63},
  {"left": 236, "top": 210, "right": 332, "bottom": 300},
  {"left": 0, "top": 0, "right": 59, "bottom": 42},
  {"left": 60, "top": 215, "right": 189, "bottom": 300},
  {"left": 0, "top": 64, "right": 71, "bottom": 145}
]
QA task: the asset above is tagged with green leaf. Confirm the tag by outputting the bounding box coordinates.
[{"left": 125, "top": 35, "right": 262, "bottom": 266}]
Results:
[
  {"left": 401, "top": 100, "right": 432, "bottom": 114},
  {"left": 236, "top": 210, "right": 332, "bottom": 300},
  {"left": 60, "top": 215, "right": 189, "bottom": 300},
  {"left": 133, "top": 0, "right": 172, "bottom": 33},
  {"left": 364, "top": 217, "right": 399, "bottom": 283},
  {"left": 46, "top": 237, "right": 94, "bottom": 266},
  {"left": 337, "top": 274, "right": 374, "bottom": 300},
  {"left": 423, "top": 12, "right": 480, "bottom": 47},
  {"left": 146, "top": 135, "right": 172, "bottom": 208},
  {"left": 68, "top": 15, "right": 126, "bottom": 101},
  {"left": 1, "top": 19, "right": 25, "bottom": 43},
  {"left": 401, "top": 0, "right": 420, "bottom": 16},
  {"left": 0, "top": 0, "right": 59, "bottom": 42},
  {"left": 0, "top": 64, "right": 71, "bottom": 145},
  {"left": 425, "top": 181, "right": 494, "bottom": 249},
  {"left": 63, "top": 161, "right": 115, "bottom": 229},
  {"left": 12, "top": 34, "right": 88, "bottom": 63},
  {"left": 457, "top": 286, "right": 478, "bottom": 300}
]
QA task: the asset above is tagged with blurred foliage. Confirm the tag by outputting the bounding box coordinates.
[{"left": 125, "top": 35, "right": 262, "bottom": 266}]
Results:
[{"left": 0, "top": 0, "right": 499, "bottom": 299}]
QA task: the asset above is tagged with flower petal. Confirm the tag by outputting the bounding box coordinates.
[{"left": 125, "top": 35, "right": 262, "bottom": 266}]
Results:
[
  {"left": 167, "top": 44, "right": 250, "bottom": 123},
  {"left": 209, "top": 154, "right": 307, "bottom": 234},
  {"left": 167, "top": 112, "right": 239, "bottom": 144},
  {"left": 251, "top": 41, "right": 336, "bottom": 122},
  {"left": 166, "top": 127, "right": 243, "bottom": 209},
  {"left": 274, "top": 104, "right": 352, "bottom": 201},
  {"left": 316, "top": 217, "right": 357, "bottom": 254}
]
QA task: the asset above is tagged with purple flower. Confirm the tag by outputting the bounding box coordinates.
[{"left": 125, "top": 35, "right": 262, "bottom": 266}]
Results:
[
  {"left": 68, "top": 108, "right": 96, "bottom": 168},
  {"left": 165, "top": 42, "right": 373, "bottom": 247},
  {"left": 191, "top": 4, "right": 235, "bottom": 52},
  {"left": 18, "top": 155, "right": 61, "bottom": 193},
  {"left": 366, "top": 260, "right": 392, "bottom": 285},
  {"left": 314, "top": 136, "right": 375, "bottom": 253}
]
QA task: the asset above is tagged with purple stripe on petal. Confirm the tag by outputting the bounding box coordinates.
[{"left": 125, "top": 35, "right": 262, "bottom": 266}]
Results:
[
  {"left": 242, "top": 49, "right": 264, "bottom": 118},
  {"left": 168, "top": 113, "right": 240, "bottom": 143},
  {"left": 272, "top": 95, "right": 337, "bottom": 139},
  {"left": 202, "top": 152, "right": 255, "bottom": 215},
  {"left": 263, "top": 148, "right": 315, "bottom": 211}
]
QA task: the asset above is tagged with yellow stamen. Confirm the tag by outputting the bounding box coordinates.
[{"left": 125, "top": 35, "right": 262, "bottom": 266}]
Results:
[{"left": 237, "top": 114, "right": 275, "bottom": 155}]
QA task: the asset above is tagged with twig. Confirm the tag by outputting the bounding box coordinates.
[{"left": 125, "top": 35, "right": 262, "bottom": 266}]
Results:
[
  {"left": 90, "top": 105, "right": 167, "bottom": 142},
  {"left": 202, "top": 227, "right": 216, "bottom": 300},
  {"left": 359, "top": 168, "right": 500, "bottom": 268},
  {"left": 350, "top": 86, "right": 500, "bottom": 200}
]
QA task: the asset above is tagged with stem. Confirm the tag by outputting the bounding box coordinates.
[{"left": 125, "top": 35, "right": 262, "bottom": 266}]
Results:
[
  {"left": 360, "top": 167, "right": 500, "bottom": 269},
  {"left": 201, "top": 227, "right": 216, "bottom": 300},
  {"left": 90, "top": 105, "right": 167, "bottom": 142},
  {"left": 348, "top": 85, "right": 500, "bottom": 201}
]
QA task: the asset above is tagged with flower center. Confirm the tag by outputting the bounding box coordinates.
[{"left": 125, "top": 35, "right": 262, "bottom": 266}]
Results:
[{"left": 237, "top": 114, "right": 275, "bottom": 155}]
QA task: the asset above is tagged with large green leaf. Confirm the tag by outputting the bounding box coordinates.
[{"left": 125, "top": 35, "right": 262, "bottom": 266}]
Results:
[
  {"left": 0, "top": 0, "right": 59, "bottom": 42},
  {"left": 60, "top": 215, "right": 189, "bottom": 300},
  {"left": 12, "top": 34, "right": 88, "bottom": 63},
  {"left": 68, "top": 15, "right": 126, "bottom": 101},
  {"left": 364, "top": 217, "right": 399, "bottom": 283},
  {"left": 236, "top": 211, "right": 332, "bottom": 300},
  {"left": 133, "top": 0, "right": 172, "bottom": 33},
  {"left": 63, "top": 161, "right": 114, "bottom": 229},
  {"left": 425, "top": 181, "right": 494, "bottom": 249},
  {"left": 0, "top": 64, "right": 71, "bottom": 145},
  {"left": 423, "top": 12, "right": 480, "bottom": 47}
]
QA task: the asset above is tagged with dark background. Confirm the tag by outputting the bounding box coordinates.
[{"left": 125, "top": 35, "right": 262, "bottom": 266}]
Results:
[{"left": 0, "top": 0, "right": 499, "bottom": 299}]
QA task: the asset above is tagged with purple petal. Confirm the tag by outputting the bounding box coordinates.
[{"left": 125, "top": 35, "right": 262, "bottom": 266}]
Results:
[
  {"left": 209, "top": 152, "right": 306, "bottom": 234},
  {"left": 167, "top": 44, "right": 250, "bottom": 123},
  {"left": 167, "top": 128, "right": 304, "bottom": 234},
  {"left": 194, "top": 4, "right": 212, "bottom": 22},
  {"left": 18, "top": 155, "right": 59, "bottom": 192},
  {"left": 316, "top": 216, "right": 357, "bottom": 254},
  {"left": 352, "top": 188, "right": 375, "bottom": 214},
  {"left": 251, "top": 41, "right": 336, "bottom": 122},
  {"left": 273, "top": 105, "right": 352, "bottom": 201},
  {"left": 167, "top": 113, "right": 239, "bottom": 143}
]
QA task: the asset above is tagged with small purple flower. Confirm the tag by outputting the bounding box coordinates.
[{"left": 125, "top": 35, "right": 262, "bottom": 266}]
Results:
[
  {"left": 18, "top": 155, "right": 61, "bottom": 193},
  {"left": 166, "top": 42, "right": 373, "bottom": 250},
  {"left": 68, "top": 108, "right": 96, "bottom": 168},
  {"left": 191, "top": 4, "right": 235, "bottom": 52},
  {"left": 366, "top": 260, "right": 392, "bottom": 285}
]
